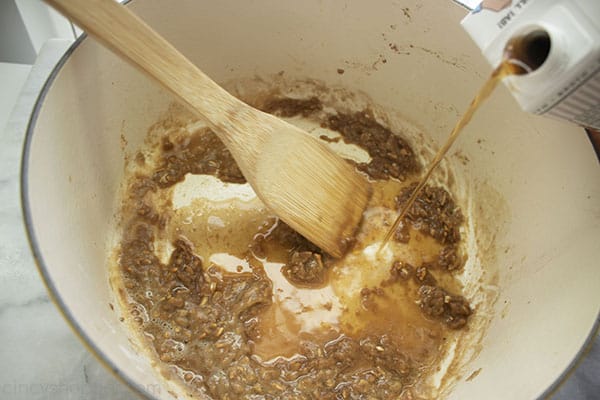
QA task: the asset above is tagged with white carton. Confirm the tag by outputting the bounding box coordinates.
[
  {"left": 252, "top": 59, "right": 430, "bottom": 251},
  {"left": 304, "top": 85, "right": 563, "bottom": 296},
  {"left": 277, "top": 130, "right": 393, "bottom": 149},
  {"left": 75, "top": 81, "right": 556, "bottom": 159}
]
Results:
[{"left": 461, "top": 0, "right": 600, "bottom": 129}]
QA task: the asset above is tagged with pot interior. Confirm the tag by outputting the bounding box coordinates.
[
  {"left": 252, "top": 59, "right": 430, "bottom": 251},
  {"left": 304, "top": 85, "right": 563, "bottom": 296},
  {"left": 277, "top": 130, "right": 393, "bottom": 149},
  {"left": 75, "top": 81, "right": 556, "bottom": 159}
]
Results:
[{"left": 23, "top": 1, "right": 600, "bottom": 399}]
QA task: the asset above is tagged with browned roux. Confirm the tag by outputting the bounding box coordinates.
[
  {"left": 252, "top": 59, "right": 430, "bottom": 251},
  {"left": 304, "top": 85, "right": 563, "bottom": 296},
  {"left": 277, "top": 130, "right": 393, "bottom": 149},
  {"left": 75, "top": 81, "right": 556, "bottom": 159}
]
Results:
[{"left": 114, "top": 96, "right": 472, "bottom": 399}]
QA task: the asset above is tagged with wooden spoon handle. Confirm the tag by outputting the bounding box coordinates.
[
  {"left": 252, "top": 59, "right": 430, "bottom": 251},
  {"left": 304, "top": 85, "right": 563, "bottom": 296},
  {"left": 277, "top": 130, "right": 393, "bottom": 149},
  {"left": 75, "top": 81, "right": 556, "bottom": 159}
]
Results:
[{"left": 46, "top": 0, "right": 249, "bottom": 145}]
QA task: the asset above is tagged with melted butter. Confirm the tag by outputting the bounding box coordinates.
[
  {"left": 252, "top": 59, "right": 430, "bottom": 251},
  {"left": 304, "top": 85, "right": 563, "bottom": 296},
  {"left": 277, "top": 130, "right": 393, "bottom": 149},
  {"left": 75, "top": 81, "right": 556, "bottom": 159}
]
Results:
[
  {"left": 369, "top": 178, "right": 414, "bottom": 209},
  {"left": 209, "top": 253, "right": 253, "bottom": 273},
  {"left": 168, "top": 195, "right": 270, "bottom": 261}
]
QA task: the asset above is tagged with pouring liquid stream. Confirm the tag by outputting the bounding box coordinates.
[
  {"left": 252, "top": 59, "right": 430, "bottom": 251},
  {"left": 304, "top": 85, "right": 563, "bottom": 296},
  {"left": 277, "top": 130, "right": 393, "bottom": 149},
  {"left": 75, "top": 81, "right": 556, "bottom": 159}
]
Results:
[{"left": 379, "top": 39, "right": 541, "bottom": 251}]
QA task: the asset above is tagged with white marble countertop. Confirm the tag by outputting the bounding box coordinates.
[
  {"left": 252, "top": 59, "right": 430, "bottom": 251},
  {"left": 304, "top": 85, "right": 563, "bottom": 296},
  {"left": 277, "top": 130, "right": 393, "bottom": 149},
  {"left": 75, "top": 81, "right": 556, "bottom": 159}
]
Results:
[{"left": 0, "top": 39, "right": 598, "bottom": 400}]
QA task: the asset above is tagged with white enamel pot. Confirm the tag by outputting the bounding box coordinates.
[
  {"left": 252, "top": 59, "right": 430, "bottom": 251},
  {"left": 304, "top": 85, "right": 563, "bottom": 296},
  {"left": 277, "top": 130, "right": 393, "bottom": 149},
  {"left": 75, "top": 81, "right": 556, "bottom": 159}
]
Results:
[{"left": 21, "top": 0, "right": 600, "bottom": 399}]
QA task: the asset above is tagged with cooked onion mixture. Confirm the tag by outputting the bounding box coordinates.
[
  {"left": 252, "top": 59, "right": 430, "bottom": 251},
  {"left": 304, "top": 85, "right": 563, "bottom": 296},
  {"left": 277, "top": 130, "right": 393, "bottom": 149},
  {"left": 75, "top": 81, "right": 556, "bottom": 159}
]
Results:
[{"left": 115, "top": 96, "right": 471, "bottom": 400}]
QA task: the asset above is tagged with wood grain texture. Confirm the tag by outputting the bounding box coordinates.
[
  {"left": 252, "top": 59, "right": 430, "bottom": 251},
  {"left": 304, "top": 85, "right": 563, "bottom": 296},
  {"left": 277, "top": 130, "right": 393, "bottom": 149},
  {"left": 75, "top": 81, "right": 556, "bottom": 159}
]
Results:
[{"left": 45, "top": 0, "right": 371, "bottom": 256}]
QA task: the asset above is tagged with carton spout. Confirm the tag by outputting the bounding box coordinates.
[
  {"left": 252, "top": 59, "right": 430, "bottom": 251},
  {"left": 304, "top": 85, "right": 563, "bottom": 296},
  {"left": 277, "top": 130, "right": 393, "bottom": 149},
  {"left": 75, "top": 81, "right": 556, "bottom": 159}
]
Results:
[{"left": 503, "top": 28, "right": 551, "bottom": 75}]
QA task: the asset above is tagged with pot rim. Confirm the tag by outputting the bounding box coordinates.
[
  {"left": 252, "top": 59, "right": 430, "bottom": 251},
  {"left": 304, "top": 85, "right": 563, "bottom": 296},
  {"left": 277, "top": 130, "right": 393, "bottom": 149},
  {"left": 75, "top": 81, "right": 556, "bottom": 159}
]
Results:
[
  {"left": 19, "top": 5, "right": 600, "bottom": 400},
  {"left": 19, "top": 9, "right": 158, "bottom": 400}
]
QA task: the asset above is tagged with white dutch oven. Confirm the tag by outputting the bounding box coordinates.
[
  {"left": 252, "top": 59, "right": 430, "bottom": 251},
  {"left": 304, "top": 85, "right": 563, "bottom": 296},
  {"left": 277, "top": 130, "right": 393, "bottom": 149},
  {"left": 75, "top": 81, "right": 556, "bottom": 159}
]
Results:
[{"left": 21, "top": 0, "right": 599, "bottom": 399}]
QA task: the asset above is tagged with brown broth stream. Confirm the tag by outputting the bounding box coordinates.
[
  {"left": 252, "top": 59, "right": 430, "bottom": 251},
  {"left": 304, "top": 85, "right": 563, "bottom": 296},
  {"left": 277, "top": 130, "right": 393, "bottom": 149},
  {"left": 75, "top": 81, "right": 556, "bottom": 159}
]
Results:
[{"left": 381, "top": 60, "right": 521, "bottom": 249}]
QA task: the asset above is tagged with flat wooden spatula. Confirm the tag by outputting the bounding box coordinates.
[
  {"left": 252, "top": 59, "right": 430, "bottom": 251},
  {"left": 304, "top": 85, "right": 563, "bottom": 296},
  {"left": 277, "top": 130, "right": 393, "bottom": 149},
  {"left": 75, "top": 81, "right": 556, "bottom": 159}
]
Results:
[{"left": 46, "top": 0, "right": 371, "bottom": 257}]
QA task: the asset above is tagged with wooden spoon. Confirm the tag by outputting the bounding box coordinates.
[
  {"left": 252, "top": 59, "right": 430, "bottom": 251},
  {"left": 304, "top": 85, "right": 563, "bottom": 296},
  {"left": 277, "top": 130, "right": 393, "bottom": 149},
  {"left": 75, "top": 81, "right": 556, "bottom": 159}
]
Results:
[{"left": 45, "top": 0, "right": 371, "bottom": 257}]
